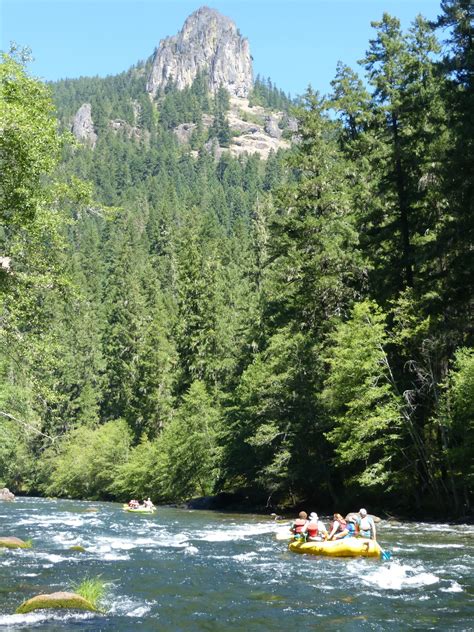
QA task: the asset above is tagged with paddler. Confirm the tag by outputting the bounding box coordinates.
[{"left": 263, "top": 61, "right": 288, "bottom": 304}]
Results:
[
  {"left": 302, "top": 512, "right": 328, "bottom": 541},
  {"left": 290, "top": 511, "right": 309, "bottom": 539}
]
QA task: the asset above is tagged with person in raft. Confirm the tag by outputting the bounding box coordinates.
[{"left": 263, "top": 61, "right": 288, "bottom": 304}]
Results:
[
  {"left": 128, "top": 499, "right": 140, "bottom": 509},
  {"left": 358, "top": 508, "right": 376, "bottom": 540},
  {"left": 290, "top": 511, "right": 309, "bottom": 539},
  {"left": 302, "top": 512, "right": 328, "bottom": 541},
  {"left": 327, "top": 513, "right": 357, "bottom": 540},
  {"left": 143, "top": 497, "right": 155, "bottom": 509}
]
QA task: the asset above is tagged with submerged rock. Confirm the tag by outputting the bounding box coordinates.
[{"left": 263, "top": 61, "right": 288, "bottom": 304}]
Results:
[
  {"left": 68, "top": 545, "right": 87, "bottom": 553},
  {"left": 16, "top": 591, "right": 98, "bottom": 615},
  {"left": 0, "top": 537, "right": 31, "bottom": 549}
]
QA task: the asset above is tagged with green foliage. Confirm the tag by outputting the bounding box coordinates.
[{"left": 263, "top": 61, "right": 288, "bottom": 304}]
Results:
[
  {"left": 435, "top": 348, "right": 474, "bottom": 509},
  {"left": 73, "top": 576, "right": 107, "bottom": 610},
  {"left": 157, "top": 380, "right": 221, "bottom": 500},
  {"left": 1, "top": 10, "right": 472, "bottom": 517},
  {"left": 39, "top": 420, "right": 132, "bottom": 499},
  {"left": 249, "top": 75, "right": 293, "bottom": 112},
  {"left": 323, "top": 302, "right": 403, "bottom": 489},
  {"left": 0, "top": 53, "right": 61, "bottom": 226}
]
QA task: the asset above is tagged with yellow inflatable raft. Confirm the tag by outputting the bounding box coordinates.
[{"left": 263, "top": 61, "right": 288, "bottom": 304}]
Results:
[
  {"left": 122, "top": 504, "right": 156, "bottom": 514},
  {"left": 289, "top": 537, "right": 382, "bottom": 558}
]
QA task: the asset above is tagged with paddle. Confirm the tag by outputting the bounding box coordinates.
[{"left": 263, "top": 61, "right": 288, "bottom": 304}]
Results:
[{"left": 381, "top": 548, "right": 392, "bottom": 561}]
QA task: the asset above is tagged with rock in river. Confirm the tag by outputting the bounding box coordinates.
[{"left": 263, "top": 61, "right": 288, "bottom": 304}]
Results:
[
  {"left": 16, "top": 591, "right": 98, "bottom": 615},
  {"left": 0, "top": 536, "right": 31, "bottom": 549}
]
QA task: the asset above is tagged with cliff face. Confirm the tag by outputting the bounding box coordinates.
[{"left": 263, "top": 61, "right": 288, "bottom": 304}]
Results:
[
  {"left": 71, "top": 103, "right": 97, "bottom": 147},
  {"left": 146, "top": 6, "right": 253, "bottom": 98}
]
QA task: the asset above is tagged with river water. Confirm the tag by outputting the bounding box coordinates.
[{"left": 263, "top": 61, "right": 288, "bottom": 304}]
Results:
[{"left": 0, "top": 497, "right": 472, "bottom": 630}]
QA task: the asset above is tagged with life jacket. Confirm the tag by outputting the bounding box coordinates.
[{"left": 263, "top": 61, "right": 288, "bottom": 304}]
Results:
[
  {"left": 293, "top": 518, "right": 307, "bottom": 534},
  {"left": 306, "top": 520, "right": 319, "bottom": 538},
  {"left": 346, "top": 522, "right": 356, "bottom": 537},
  {"left": 332, "top": 518, "right": 346, "bottom": 534}
]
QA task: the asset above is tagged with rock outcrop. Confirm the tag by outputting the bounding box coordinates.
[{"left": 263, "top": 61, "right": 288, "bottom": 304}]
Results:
[
  {"left": 71, "top": 103, "right": 97, "bottom": 147},
  {"left": 174, "top": 97, "right": 290, "bottom": 159},
  {"left": 16, "top": 592, "right": 97, "bottom": 615},
  {"left": 0, "top": 487, "right": 14, "bottom": 501},
  {"left": 146, "top": 6, "right": 253, "bottom": 98}
]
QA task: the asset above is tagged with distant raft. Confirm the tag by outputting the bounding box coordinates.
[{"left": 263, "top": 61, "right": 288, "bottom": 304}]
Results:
[
  {"left": 122, "top": 504, "right": 156, "bottom": 514},
  {"left": 289, "top": 537, "right": 382, "bottom": 558}
]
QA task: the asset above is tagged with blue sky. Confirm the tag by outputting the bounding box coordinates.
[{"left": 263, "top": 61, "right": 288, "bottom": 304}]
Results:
[{"left": 1, "top": 0, "right": 443, "bottom": 96}]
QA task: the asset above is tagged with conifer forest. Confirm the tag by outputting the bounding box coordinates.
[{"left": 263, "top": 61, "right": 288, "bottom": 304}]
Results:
[{"left": 0, "top": 1, "right": 472, "bottom": 518}]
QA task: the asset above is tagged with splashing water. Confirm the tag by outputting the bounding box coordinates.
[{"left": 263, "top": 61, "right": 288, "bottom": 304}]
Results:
[{"left": 0, "top": 498, "right": 473, "bottom": 631}]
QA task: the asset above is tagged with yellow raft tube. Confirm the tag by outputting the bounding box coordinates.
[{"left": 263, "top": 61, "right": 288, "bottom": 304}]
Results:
[{"left": 289, "top": 537, "right": 382, "bottom": 558}]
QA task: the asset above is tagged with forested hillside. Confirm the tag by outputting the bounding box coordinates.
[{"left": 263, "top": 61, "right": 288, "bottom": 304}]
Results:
[{"left": 0, "top": 1, "right": 472, "bottom": 517}]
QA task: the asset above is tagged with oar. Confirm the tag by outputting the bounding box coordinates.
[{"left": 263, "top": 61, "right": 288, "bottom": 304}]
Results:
[{"left": 380, "top": 546, "right": 392, "bottom": 561}]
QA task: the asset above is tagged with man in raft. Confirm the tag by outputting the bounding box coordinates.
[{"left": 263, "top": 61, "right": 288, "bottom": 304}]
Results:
[{"left": 357, "top": 508, "right": 377, "bottom": 540}]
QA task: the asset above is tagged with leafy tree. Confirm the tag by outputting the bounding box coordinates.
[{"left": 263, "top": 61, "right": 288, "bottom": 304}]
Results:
[
  {"left": 39, "top": 419, "right": 132, "bottom": 499},
  {"left": 157, "top": 380, "right": 220, "bottom": 500},
  {"left": 322, "top": 302, "right": 404, "bottom": 491}
]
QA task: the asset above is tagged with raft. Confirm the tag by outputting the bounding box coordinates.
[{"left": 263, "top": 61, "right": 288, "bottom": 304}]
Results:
[
  {"left": 122, "top": 504, "right": 156, "bottom": 514},
  {"left": 289, "top": 537, "right": 382, "bottom": 558}
]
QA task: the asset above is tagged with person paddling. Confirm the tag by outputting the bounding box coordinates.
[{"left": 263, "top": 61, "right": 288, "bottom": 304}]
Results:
[
  {"left": 302, "top": 512, "right": 328, "bottom": 541},
  {"left": 290, "top": 511, "right": 308, "bottom": 539},
  {"left": 328, "top": 513, "right": 356, "bottom": 540}
]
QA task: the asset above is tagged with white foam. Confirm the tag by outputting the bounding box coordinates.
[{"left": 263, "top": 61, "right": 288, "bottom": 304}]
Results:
[
  {"left": 194, "top": 522, "right": 275, "bottom": 542},
  {"left": 108, "top": 597, "right": 152, "bottom": 617},
  {"left": 41, "top": 553, "right": 68, "bottom": 564},
  {"left": 16, "top": 515, "right": 85, "bottom": 528},
  {"left": 0, "top": 611, "right": 95, "bottom": 626},
  {"left": 233, "top": 552, "right": 258, "bottom": 562},
  {"left": 361, "top": 562, "right": 439, "bottom": 590},
  {"left": 126, "top": 605, "right": 151, "bottom": 617},
  {"left": 441, "top": 581, "right": 463, "bottom": 593},
  {"left": 417, "top": 543, "right": 464, "bottom": 549},
  {"left": 184, "top": 545, "right": 199, "bottom": 556}
]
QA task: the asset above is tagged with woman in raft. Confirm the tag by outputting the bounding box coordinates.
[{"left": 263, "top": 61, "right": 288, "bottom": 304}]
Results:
[
  {"left": 327, "top": 513, "right": 357, "bottom": 540},
  {"left": 290, "top": 511, "right": 309, "bottom": 539}
]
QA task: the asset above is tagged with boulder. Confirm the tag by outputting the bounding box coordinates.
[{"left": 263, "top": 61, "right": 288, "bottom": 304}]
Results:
[
  {"left": 0, "top": 536, "right": 31, "bottom": 549},
  {"left": 68, "top": 545, "right": 86, "bottom": 553},
  {"left": 0, "top": 487, "right": 15, "bottom": 501},
  {"left": 16, "top": 591, "right": 97, "bottom": 615}
]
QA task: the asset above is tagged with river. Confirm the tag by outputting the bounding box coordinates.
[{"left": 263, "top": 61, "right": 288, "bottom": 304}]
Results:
[{"left": 0, "top": 497, "right": 473, "bottom": 630}]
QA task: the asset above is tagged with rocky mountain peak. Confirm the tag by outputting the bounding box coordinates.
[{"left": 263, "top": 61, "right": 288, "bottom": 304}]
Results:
[{"left": 146, "top": 6, "right": 253, "bottom": 98}]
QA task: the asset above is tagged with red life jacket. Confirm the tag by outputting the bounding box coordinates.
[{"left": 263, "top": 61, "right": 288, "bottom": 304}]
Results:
[
  {"left": 306, "top": 520, "right": 319, "bottom": 538},
  {"left": 293, "top": 518, "right": 307, "bottom": 534}
]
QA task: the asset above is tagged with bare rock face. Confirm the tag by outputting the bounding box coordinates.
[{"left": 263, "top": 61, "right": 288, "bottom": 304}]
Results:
[
  {"left": 71, "top": 103, "right": 97, "bottom": 147},
  {"left": 264, "top": 114, "right": 282, "bottom": 139},
  {"left": 147, "top": 6, "right": 253, "bottom": 98}
]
